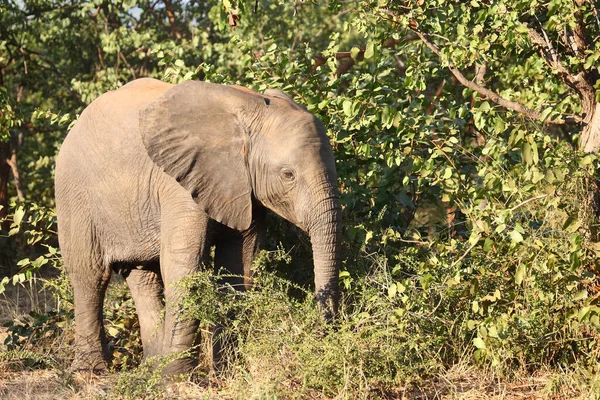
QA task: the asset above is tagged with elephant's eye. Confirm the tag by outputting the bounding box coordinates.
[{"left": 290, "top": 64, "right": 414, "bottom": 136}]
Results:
[{"left": 281, "top": 168, "right": 295, "bottom": 181}]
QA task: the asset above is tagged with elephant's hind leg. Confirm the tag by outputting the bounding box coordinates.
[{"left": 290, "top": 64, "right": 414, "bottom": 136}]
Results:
[
  {"left": 123, "top": 264, "right": 164, "bottom": 358},
  {"left": 65, "top": 250, "right": 112, "bottom": 373}
]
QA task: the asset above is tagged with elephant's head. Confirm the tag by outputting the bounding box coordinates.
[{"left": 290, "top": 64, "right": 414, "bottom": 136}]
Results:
[{"left": 139, "top": 81, "right": 341, "bottom": 318}]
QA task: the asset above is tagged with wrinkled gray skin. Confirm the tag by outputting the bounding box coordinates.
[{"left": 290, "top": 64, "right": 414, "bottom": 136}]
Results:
[{"left": 54, "top": 78, "right": 341, "bottom": 375}]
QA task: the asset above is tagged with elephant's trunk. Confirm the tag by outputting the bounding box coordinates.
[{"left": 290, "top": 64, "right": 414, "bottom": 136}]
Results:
[{"left": 308, "top": 183, "right": 342, "bottom": 320}]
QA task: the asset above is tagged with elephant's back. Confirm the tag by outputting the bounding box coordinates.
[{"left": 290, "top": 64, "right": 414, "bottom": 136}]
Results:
[
  {"left": 58, "top": 78, "right": 173, "bottom": 161},
  {"left": 56, "top": 79, "right": 170, "bottom": 201},
  {"left": 55, "top": 79, "right": 176, "bottom": 261}
]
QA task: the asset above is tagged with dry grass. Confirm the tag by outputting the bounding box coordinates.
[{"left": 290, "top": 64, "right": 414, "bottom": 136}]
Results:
[
  {"left": 0, "top": 276, "right": 57, "bottom": 319},
  {"left": 0, "top": 354, "right": 595, "bottom": 399},
  {"left": 401, "top": 364, "right": 589, "bottom": 400},
  {"left": 0, "top": 369, "right": 109, "bottom": 400}
]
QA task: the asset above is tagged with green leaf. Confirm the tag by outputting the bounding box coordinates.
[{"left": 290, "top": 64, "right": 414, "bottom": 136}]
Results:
[
  {"left": 539, "top": 107, "right": 553, "bottom": 122},
  {"left": 563, "top": 215, "right": 582, "bottom": 233},
  {"left": 388, "top": 283, "right": 397, "bottom": 298},
  {"left": 522, "top": 142, "right": 532, "bottom": 165},
  {"left": 343, "top": 100, "right": 353, "bottom": 117},
  {"left": 515, "top": 263, "right": 526, "bottom": 285},
  {"left": 515, "top": 24, "right": 529, "bottom": 34},
  {"left": 16, "top": 258, "right": 30, "bottom": 266},
  {"left": 493, "top": 117, "right": 506, "bottom": 133},
  {"left": 510, "top": 230, "right": 523, "bottom": 243},
  {"left": 13, "top": 206, "right": 25, "bottom": 226},
  {"left": 578, "top": 306, "right": 591, "bottom": 322},
  {"left": 473, "top": 337, "right": 486, "bottom": 349},
  {"left": 573, "top": 290, "right": 588, "bottom": 301},
  {"left": 0, "top": 276, "right": 10, "bottom": 294},
  {"left": 364, "top": 42, "right": 374, "bottom": 59},
  {"left": 443, "top": 167, "right": 452, "bottom": 179},
  {"left": 396, "top": 281, "right": 406, "bottom": 293},
  {"left": 483, "top": 237, "right": 493, "bottom": 253},
  {"left": 58, "top": 113, "right": 70, "bottom": 125}
]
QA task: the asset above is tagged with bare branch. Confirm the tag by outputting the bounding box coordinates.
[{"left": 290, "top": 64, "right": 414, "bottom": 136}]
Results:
[
  {"left": 534, "top": 16, "right": 561, "bottom": 68},
  {"left": 451, "top": 235, "right": 480, "bottom": 268},
  {"left": 118, "top": 51, "right": 137, "bottom": 79},
  {"left": 474, "top": 63, "right": 486, "bottom": 85},
  {"left": 509, "top": 194, "right": 548, "bottom": 212},
  {"left": 163, "top": 0, "right": 182, "bottom": 39},
  {"left": 9, "top": 43, "right": 83, "bottom": 103},
  {"left": 5, "top": 150, "right": 24, "bottom": 201}
]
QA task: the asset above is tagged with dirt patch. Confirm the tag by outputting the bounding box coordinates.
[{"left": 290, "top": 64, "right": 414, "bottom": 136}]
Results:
[{"left": 0, "top": 369, "right": 105, "bottom": 400}]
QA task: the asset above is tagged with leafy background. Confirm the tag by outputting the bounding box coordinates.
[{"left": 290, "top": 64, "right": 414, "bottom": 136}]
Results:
[{"left": 1, "top": 0, "right": 599, "bottom": 398}]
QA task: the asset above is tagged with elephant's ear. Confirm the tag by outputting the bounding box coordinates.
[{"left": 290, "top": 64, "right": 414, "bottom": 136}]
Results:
[
  {"left": 264, "top": 88, "right": 294, "bottom": 103},
  {"left": 264, "top": 89, "right": 305, "bottom": 111},
  {"left": 139, "top": 81, "right": 253, "bottom": 231}
]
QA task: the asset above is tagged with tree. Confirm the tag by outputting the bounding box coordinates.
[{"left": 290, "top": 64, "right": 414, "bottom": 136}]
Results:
[{"left": 368, "top": 0, "right": 599, "bottom": 151}]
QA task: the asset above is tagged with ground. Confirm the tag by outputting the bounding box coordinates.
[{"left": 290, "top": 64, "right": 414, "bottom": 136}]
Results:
[{"left": 0, "top": 366, "right": 587, "bottom": 399}]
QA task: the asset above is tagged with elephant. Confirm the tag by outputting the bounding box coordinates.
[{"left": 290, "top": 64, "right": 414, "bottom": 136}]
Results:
[{"left": 54, "top": 78, "right": 341, "bottom": 375}]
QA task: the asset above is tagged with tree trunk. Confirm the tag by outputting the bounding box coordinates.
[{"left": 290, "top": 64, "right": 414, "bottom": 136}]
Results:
[
  {"left": 581, "top": 102, "right": 600, "bottom": 153},
  {"left": 0, "top": 140, "right": 10, "bottom": 230}
]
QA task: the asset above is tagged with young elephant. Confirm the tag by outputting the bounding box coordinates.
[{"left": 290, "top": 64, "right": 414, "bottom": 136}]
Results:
[{"left": 55, "top": 78, "right": 341, "bottom": 374}]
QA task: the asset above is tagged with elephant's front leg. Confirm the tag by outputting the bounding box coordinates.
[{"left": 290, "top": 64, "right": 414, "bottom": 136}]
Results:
[
  {"left": 159, "top": 208, "right": 210, "bottom": 376},
  {"left": 212, "top": 210, "right": 264, "bottom": 371},
  {"left": 215, "top": 206, "right": 265, "bottom": 289}
]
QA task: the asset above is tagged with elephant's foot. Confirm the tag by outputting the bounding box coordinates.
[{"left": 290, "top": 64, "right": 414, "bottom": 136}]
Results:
[
  {"left": 161, "top": 356, "right": 198, "bottom": 379},
  {"left": 211, "top": 326, "right": 235, "bottom": 377},
  {"left": 71, "top": 351, "right": 109, "bottom": 374}
]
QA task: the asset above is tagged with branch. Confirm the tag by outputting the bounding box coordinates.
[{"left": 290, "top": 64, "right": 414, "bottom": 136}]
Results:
[
  {"left": 509, "top": 194, "right": 548, "bottom": 212},
  {"left": 163, "top": 0, "right": 182, "bottom": 39},
  {"left": 118, "top": 51, "right": 137, "bottom": 79},
  {"left": 409, "top": 27, "right": 581, "bottom": 125},
  {"left": 8, "top": 42, "right": 83, "bottom": 103},
  {"left": 526, "top": 27, "right": 570, "bottom": 75},
  {"left": 527, "top": 25, "right": 596, "bottom": 100},
  {"left": 451, "top": 235, "right": 480, "bottom": 268},
  {"left": 5, "top": 150, "right": 24, "bottom": 201},
  {"left": 312, "top": 35, "right": 416, "bottom": 76},
  {"left": 375, "top": 8, "right": 585, "bottom": 125},
  {"left": 534, "top": 16, "right": 563, "bottom": 70},
  {"left": 592, "top": 1, "right": 600, "bottom": 31},
  {"left": 571, "top": 0, "right": 593, "bottom": 57},
  {"left": 474, "top": 63, "right": 486, "bottom": 85}
]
